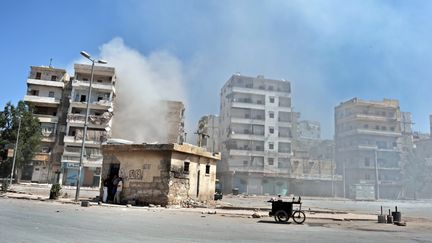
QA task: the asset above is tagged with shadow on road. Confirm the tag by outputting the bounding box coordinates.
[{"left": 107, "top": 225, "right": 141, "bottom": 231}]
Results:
[{"left": 257, "top": 220, "right": 292, "bottom": 225}]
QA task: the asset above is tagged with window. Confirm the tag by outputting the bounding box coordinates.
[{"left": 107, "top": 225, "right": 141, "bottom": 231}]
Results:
[
  {"left": 268, "top": 158, "right": 274, "bottom": 165},
  {"left": 363, "top": 124, "right": 369, "bottom": 129},
  {"left": 269, "top": 97, "right": 275, "bottom": 103},
  {"left": 80, "top": 95, "right": 86, "bottom": 102},
  {"left": 205, "top": 164, "right": 210, "bottom": 174},
  {"left": 51, "top": 75, "right": 57, "bottom": 81},
  {"left": 269, "top": 111, "right": 274, "bottom": 118},
  {"left": 83, "top": 78, "right": 89, "bottom": 81},
  {"left": 390, "top": 127, "right": 395, "bottom": 131},
  {"left": 375, "top": 125, "right": 380, "bottom": 130},
  {"left": 365, "top": 174, "right": 370, "bottom": 180},
  {"left": 48, "top": 91, "right": 55, "bottom": 98},
  {"left": 243, "top": 161, "right": 248, "bottom": 166},
  {"left": 268, "top": 142, "right": 274, "bottom": 150},
  {"left": 35, "top": 72, "right": 41, "bottom": 79},
  {"left": 97, "top": 79, "right": 103, "bottom": 83},
  {"left": 269, "top": 127, "right": 274, "bottom": 134},
  {"left": 183, "top": 161, "right": 190, "bottom": 173},
  {"left": 364, "top": 158, "right": 370, "bottom": 167},
  {"left": 31, "top": 90, "right": 39, "bottom": 96}
]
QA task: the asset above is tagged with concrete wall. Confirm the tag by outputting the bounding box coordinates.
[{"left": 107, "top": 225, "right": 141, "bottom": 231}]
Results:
[
  {"left": 102, "top": 150, "right": 171, "bottom": 205},
  {"left": 170, "top": 151, "right": 217, "bottom": 203},
  {"left": 101, "top": 145, "right": 218, "bottom": 206}
]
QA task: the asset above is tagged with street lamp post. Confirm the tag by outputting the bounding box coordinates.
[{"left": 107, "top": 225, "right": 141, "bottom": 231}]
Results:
[
  {"left": 10, "top": 116, "right": 22, "bottom": 185},
  {"left": 75, "top": 51, "right": 107, "bottom": 202}
]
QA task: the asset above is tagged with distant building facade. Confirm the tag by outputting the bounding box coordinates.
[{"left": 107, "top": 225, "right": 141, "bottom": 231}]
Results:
[
  {"left": 219, "top": 74, "right": 294, "bottom": 195},
  {"left": 297, "top": 120, "right": 321, "bottom": 140},
  {"left": 335, "top": 98, "right": 404, "bottom": 199}
]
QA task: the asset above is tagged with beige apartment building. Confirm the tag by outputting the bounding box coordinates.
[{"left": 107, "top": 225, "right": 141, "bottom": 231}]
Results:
[
  {"left": 60, "top": 64, "right": 116, "bottom": 187},
  {"left": 335, "top": 98, "right": 404, "bottom": 199},
  {"left": 23, "top": 66, "right": 70, "bottom": 183}
]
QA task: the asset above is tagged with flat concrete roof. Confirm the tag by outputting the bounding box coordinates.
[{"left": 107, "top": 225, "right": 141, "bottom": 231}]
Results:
[{"left": 102, "top": 143, "right": 221, "bottom": 160}]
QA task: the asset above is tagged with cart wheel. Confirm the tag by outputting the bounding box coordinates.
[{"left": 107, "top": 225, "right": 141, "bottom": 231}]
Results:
[
  {"left": 275, "top": 210, "right": 289, "bottom": 222},
  {"left": 292, "top": 210, "right": 306, "bottom": 224}
]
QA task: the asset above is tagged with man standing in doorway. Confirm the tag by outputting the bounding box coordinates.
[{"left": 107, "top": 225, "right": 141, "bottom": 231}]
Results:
[{"left": 114, "top": 177, "right": 123, "bottom": 204}]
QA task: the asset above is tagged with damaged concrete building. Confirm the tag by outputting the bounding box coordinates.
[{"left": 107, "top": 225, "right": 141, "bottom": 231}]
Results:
[
  {"left": 60, "top": 64, "right": 116, "bottom": 187},
  {"left": 101, "top": 143, "right": 220, "bottom": 206},
  {"left": 162, "top": 100, "right": 186, "bottom": 144},
  {"left": 196, "top": 115, "right": 220, "bottom": 153},
  {"left": 335, "top": 98, "right": 405, "bottom": 200},
  {"left": 23, "top": 66, "right": 70, "bottom": 183}
]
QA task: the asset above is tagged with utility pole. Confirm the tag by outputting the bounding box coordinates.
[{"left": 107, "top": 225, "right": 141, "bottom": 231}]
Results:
[
  {"left": 10, "top": 116, "right": 22, "bottom": 185},
  {"left": 374, "top": 149, "right": 380, "bottom": 200}
]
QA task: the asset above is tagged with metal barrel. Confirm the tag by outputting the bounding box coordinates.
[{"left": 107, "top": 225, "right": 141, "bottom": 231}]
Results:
[{"left": 392, "top": 212, "right": 401, "bottom": 222}]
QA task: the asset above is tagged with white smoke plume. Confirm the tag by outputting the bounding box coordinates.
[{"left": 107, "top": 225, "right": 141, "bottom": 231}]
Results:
[{"left": 99, "top": 37, "right": 187, "bottom": 143}]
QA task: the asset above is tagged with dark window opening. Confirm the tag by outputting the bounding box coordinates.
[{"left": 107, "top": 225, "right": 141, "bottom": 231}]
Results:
[
  {"left": 80, "top": 95, "right": 86, "bottom": 102},
  {"left": 205, "top": 164, "right": 210, "bottom": 174},
  {"left": 51, "top": 75, "right": 57, "bottom": 81},
  {"left": 35, "top": 72, "right": 41, "bottom": 79},
  {"left": 183, "top": 161, "right": 190, "bottom": 173}
]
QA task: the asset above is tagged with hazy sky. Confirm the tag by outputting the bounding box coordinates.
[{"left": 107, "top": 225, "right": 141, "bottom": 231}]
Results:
[{"left": 1, "top": 0, "right": 431, "bottom": 138}]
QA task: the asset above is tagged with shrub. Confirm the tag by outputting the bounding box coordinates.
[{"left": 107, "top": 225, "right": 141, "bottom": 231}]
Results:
[
  {"left": 49, "top": 184, "right": 62, "bottom": 199},
  {"left": 1, "top": 179, "right": 9, "bottom": 193}
]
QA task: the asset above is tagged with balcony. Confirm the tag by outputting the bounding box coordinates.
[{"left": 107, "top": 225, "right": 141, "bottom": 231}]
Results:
[
  {"left": 341, "top": 129, "right": 401, "bottom": 137},
  {"left": 231, "top": 117, "right": 265, "bottom": 125},
  {"left": 41, "top": 133, "right": 55, "bottom": 142},
  {"left": 231, "top": 101, "right": 265, "bottom": 110},
  {"left": 61, "top": 154, "right": 103, "bottom": 167},
  {"left": 70, "top": 99, "right": 113, "bottom": 109},
  {"left": 232, "top": 86, "right": 291, "bottom": 96},
  {"left": 230, "top": 133, "right": 264, "bottom": 141},
  {"left": 72, "top": 80, "right": 115, "bottom": 93},
  {"left": 63, "top": 136, "right": 104, "bottom": 147},
  {"left": 27, "top": 78, "right": 64, "bottom": 88},
  {"left": 33, "top": 152, "right": 50, "bottom": 162},
  {"left": 229, "top": 166, "right": 264, "bottom": 173},
  {"left": 36, "top": 114, "right": 59, "bottom": 123},
  {"left": 24, "top": 95, "right": 60, "bottom": 105},
  {"left": 67, "top": 114, "right": 112, "bottom": 127},
  {"left": 229, "top": 149, "right": 265, "bottom": 157}
]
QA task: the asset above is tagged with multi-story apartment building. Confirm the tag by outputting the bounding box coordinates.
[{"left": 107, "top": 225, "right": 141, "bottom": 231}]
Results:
[
  {"left": 60, "top": 64, "right": 116, "bottom": 187},
  {"left": 335, "top": 98, "right": 403, "bottom": 199},
  {"left": 23, "top": 66, "right": 70, "bottom": 183},
  {"left": 196, "top": 115, "right": 220, "bottom": 152},
  {"left": 219, "top": 74, "right": 293, "bottom": 195}
]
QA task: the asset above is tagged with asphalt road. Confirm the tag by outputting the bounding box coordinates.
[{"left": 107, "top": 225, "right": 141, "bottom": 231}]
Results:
[
  {"left": 222, "top": 195, "right": 432, "bottom": 219},
  {"left": 1, "top": 198, "right": 431, "bottom": 243}
]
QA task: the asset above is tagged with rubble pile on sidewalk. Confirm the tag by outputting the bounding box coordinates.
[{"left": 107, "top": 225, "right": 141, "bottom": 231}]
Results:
[{"left": 181, "top": 198, "right": 209, "bottom": 208}]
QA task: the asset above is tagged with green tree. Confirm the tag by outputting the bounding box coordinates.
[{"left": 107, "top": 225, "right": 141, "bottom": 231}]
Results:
[{"left": 0, "top": 101, "right": 42, "bottom": 181}]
